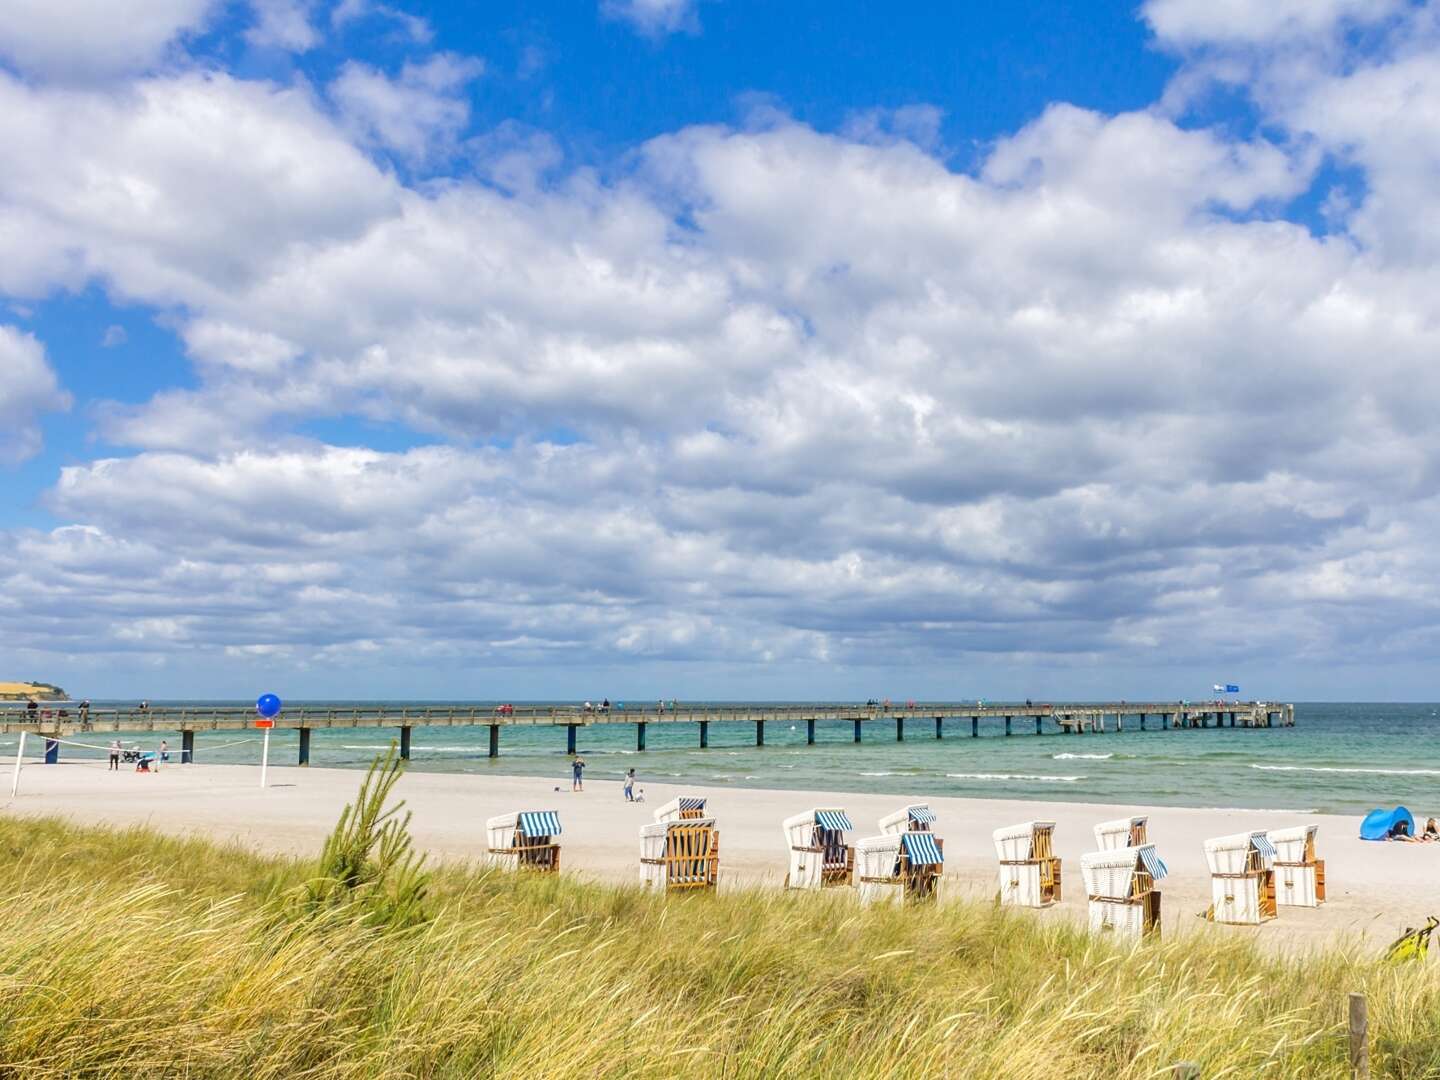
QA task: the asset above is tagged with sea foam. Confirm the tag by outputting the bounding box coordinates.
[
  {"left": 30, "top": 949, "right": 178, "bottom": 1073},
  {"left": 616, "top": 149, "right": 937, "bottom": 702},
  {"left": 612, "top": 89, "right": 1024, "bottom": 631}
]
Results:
[
  {"left": 1250, "top": 764, "right": 1440, "bottom": 777},
  {"left": 946, "top": 772, "right": 1082, "bottom": 783},
  {"left": 1052, "top": 752, "right": 1112, "bottom": 760}
]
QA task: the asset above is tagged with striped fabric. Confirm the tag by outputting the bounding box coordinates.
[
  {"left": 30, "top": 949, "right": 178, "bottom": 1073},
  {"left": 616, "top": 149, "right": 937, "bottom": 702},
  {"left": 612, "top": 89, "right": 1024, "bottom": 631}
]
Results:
[
  {"left": 815, "top": 810, "right": 854, "bottom": 832},
  {"left": 1251, "top": 834, "right": 1277, "bottom": 860},
  {"left": 678, "top": 797, "right": 707, "bottom": 812},
  {"left": 908, "top": 805, "right": 937, "bottom": 825},
  {"left": 901, "top": 831, "right": 944, "bottom": 866},
  {"left": 1138, "top": 847, "right": 1168, "bottom": 880},
  {"left": 518, "top": 811, "right": 562, "bottom": 837}
]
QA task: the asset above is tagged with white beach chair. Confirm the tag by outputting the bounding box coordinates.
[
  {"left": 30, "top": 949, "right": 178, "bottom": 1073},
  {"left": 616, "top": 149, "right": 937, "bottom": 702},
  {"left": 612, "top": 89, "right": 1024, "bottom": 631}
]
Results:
[
  {"left": 783, "top": 808, "right": 855, "bottom": 890},
  {"left": 652, "top": 796, "right": 708, "bottom": 823},
  {"left": 993, "top": 820, "right": 1062, "bottom": 908},
  {"left": 1203, "top": 831, "right": 1277, "bottom": 924},
  {"left": 855, "top": 830, "right": 945, "bottom": 906},
  {"left": 639, "top": 817, "right": 719, "bottom": 892},
  {"left": 1081, "top": 844, "right": 1166, "bottom": 940},
  {"left": 877, "top": 803, "right": 938, "bottom": 835},
  {"left": 485, "top": 810, "right": 562, "bottom": 873},
  {"left": 1266, "top": 825, "right": 1325, "bottom": 907},
  {"left": 1093, "top": 816, "right": 1147, "bottom": 850}
]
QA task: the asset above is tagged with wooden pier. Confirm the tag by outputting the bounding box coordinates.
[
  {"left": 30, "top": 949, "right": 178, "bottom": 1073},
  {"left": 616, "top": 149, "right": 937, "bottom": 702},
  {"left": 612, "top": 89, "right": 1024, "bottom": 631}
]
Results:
[{"left": 2, "top": 700, "right": 1295, "bottom": 765}]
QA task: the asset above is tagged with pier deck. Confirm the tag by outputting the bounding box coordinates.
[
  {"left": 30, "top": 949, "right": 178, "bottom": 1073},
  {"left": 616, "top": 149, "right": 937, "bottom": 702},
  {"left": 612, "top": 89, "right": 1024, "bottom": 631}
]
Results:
[{"left": 3, "top": 700, "right": 1295, "bottom": 764}]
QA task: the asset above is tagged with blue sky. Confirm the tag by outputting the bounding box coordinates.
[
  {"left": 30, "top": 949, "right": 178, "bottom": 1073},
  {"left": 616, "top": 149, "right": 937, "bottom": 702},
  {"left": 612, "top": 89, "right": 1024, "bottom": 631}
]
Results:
[{"left": 3, "top": 0, "right": 1439, "bottom": 700}]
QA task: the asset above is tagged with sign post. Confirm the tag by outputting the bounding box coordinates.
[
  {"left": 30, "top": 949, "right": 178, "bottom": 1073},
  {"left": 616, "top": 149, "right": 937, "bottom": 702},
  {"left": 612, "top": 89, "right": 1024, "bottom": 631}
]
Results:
[{"left": 255, "top": 693, "right": 282, "bottom": 789}]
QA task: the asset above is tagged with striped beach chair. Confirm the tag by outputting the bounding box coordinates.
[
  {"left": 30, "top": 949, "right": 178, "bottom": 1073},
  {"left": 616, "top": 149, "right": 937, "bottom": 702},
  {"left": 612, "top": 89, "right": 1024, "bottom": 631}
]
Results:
[
  {"left": 485, "top": 810, "right": 562, "bottom": 873},
  {"left": 1266, "top": 825, "right": 1325, "bottom": 908},
  {"left": 1093, "top": 816, "right": 1147, "bottom": 850},
  {"left": 856, "top": 830, "right": 945, "bottom": 906},
  {"left": 640, "top": 817, "right": 720, "bottom": 892},
  {"left": 993, "top": 820, "right": 1062, "bottom": 908},
  {"left": 783, "top": 808, "right": 856, "bottom": 890},
  {"left": 1081, "top": 844, "right": 1166, "bottom": 939},
  {"left": 653, "top": 796, "right": 708, "bottom": 822},
  {"left": 1203, "top": 831, "right": 1277, "bottom": 924},
  {"left": 877, "top": 803, "right": 938, "bottom": 835}
]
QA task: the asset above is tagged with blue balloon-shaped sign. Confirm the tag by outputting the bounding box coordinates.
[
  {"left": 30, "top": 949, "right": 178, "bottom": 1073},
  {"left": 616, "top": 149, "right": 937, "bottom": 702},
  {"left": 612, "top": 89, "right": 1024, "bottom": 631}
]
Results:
[{"left": 256, "top": 693, "right": 282, "bottom": 718}]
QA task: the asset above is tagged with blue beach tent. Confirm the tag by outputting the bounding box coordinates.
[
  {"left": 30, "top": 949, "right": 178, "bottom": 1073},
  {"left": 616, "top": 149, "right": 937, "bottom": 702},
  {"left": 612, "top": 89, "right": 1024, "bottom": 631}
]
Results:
[{"left": 1360, "top": 806, "right": 1415, "bottom": 841}]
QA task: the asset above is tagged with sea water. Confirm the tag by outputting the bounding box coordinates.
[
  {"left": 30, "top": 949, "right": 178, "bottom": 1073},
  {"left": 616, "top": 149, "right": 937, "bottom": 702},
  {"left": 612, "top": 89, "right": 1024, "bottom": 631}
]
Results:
[{"left": 12, "top": 702, "right": 1439, "bottom": 816}]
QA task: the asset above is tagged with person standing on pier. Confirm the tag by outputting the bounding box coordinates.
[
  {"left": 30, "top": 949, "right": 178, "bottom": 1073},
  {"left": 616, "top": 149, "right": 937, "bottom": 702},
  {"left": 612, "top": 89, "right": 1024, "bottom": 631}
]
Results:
[{"left": 572, "top": 753, "right": 586, "bottom": 792}]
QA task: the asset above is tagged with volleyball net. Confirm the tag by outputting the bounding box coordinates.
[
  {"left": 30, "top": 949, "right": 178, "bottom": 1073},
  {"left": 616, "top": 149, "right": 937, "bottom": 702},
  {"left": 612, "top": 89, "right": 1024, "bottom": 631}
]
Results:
[{"left": 7, "top": 731, "right": 266, "bottom": 797}]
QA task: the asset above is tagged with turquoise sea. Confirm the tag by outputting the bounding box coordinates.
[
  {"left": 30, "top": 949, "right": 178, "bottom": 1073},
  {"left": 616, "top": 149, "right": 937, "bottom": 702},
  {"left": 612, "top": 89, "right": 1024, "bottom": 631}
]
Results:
[{"left": 9, "top": 702, "right": 1439, "bottom": 816}]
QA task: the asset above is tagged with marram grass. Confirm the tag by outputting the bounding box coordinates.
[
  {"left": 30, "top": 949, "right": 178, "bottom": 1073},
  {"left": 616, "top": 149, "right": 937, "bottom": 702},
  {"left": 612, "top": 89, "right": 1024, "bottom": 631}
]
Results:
[{"left": 1, "top": 816, "right": 1439, "bottom": 1078}]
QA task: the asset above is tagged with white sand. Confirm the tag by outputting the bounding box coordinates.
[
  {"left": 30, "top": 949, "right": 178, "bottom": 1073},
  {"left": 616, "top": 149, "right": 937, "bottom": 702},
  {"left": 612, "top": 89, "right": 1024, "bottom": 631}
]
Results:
[{"left": 5, "top": 761, "right": 1435, "bottom": 953}]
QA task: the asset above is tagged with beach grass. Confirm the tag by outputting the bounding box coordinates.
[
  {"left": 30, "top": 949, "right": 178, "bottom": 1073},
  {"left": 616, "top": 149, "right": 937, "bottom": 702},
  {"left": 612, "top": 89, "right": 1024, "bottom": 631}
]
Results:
[{"left": 1, "top": 815, "right": 1438, "bottom": 1078}]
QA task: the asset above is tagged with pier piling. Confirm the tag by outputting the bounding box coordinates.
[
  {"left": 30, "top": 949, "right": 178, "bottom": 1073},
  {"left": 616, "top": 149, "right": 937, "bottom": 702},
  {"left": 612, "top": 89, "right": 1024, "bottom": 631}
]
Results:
[
  {"left": 896, "top": 717, "right": 904, "bottom": 741},
  {"left": 755, "top": 720, "right": 764, "bottom": 746},
  {"left": 400, "top": 726, "right": 412, "bottom": 760},
  {"left": 1004, "top": 715, "right": 1012, "bottom": 736},
  {"left": 971, "top": 716, "right": 979, "bottom": 738},
  {"left": 566, "top": 724, "right": 576, "bottom": 755},
  {"left": 935, "top": 716, "right": 943, "bottom": 739},
  {"left": 854, "top": 719, "right": 862, "bottom": 743},
  {"left": 182, "top": 729, "right": 195, "bottom": 764},
  {"left": 1035, "top": 717, "right": 1042, "bottom": 735},
  {"left": 297, "top": 728, "right": 310, "bottom": 767},
  {"left": 488, "top": 724, "right": 499, "bottom": 757},
  {"left": 699, "top": 720, "right": 708, "bottom": 748},
  {"left": 637, "top": 722, "right": 646, "bottom": 751},
  {"left": 807, "top": 718, "right": 815, "bottom": 745}
]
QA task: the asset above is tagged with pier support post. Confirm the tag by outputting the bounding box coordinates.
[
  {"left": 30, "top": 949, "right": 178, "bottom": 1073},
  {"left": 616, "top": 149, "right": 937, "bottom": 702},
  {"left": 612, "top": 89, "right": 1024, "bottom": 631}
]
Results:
[
  {"left": 935, "top": 716, "right": 943, "bottom": 739},
  {"left": 297, "top": 727, "right": 310, "bottom": 767},
  {"left": 1036, "top": 717, "right": 1042, "bottom": 735},
  {"left": 699, "top": 720, "right": 708, "bottom": 748},
  {"left": 755, "top": 720, "right": 764, "bottom": 746},
  {"left": 488, "top": 724, "right": 499, "bottom": 757},
  {"left": 1162, "top": 713, "right": 1170, "bottom": 730},
  {"left": 896, "top": 717, "right": 904, "bottom": 742},
  {"left": 1139, "top": 713, "right": 1146, "bottom": 731},
  {"left": 400, "top": 726, "right": 412, "bottom": 760},
  {"left": 637, "top": 722, "right": 646, "bottom": 751},
  {"left": 566, "top": 724, "right": 577, "bottom": 755},
  {"left": 44, "top": 736, "right": 59, "bottom": 764},
  {"left": 182, "top": 729, "right": 195, "bottom": 764},
  {"left": 1230, "top": 711, "right": 1237, "bottom": 727},
  {"left": 854, "top": 719, "right": 862, "bottom": 743},
  {"left": 1117, "top": 714, "right": 1124, "bottom": 734},
  {"left": 807, "top": 718, "right": 815, "bottom": 745},
  {"left": 1004, "top": 716, "right": 1012, "bottom": 736},
  {"left": 971, "top": 716, "right": 979, "bottom": 738}
]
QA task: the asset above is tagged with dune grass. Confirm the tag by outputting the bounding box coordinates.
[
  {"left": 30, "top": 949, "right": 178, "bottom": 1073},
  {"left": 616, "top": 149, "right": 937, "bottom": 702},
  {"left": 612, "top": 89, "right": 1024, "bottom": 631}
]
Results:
[{"left": 1, "top": 814, "right": 1438, "bottom": 1078}]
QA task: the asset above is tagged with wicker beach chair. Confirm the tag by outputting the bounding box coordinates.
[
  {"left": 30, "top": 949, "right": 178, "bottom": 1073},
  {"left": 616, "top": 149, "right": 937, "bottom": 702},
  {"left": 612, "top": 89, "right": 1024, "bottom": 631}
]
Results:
[
  {"left": 485, "top": 811, "right": 562, "bottom": 873},
  {"left": 855, "top": 830, "right": 945, "bottom": 906},
  {"left": 652, "top": 796, "right": 708, "bottom": 823},
  {"left": 1203, "top": 831, "right": 1277, "bottom": 924},
  {"left": 1093, "top": 816, "right": 1147, "bottom": 850},
  {"left": 1081, "top": 844, "right": 1166, "bottom": 939},
  {"left": 640, "top": 817, "right": 720, "bottom": 892},
  {"left": 1266, "top": 825, "right": 1325, "bottom": 907},
  {"left": 993, "top": 820, "right": 1062, "bottom": 907},
  {"left": 783, "top": 808, "right": 856, "bottom": 889}
]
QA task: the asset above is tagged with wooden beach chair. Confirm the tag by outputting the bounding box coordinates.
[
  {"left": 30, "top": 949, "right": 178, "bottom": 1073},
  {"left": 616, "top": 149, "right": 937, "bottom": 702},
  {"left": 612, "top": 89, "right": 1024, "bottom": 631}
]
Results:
[
  {"left": 783, "top": 808, "right": 856, "bottom": 889},
  {"left": 1081, "top": 844, "right": 1166, "bottom": 940},
  {"left": 1093, "top": 816, "right": 1147, "bottom": 850},
  {"left": 652, "top": 796, "right": 708, "bottom": 823},
  {"left": 640, "top": 817, "right": 719, "bottom": 892},
  {"left": 877, "top": 803, "right": 938, "bottom": 835},
  {"left": 993, "top": 820, "right": 1062, "bottom": 907},
  {"left": 485, "top": 811, "right": 562, "bottom": 873},
  {"left": 855, "top": 830, "right": 945, "bottom": 906},
  {"left": 1266, "top": 825, "right": 1325, "bottom": 907},
  {"left": 1203, "top": 831, "right": 1277, "bottom": 924}
]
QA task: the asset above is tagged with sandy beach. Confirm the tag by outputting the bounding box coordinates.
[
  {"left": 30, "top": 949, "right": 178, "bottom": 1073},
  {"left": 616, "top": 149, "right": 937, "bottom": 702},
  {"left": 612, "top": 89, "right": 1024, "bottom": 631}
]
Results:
[{"left": 5, "top": 761, "right": 1435, "bottom": 953}]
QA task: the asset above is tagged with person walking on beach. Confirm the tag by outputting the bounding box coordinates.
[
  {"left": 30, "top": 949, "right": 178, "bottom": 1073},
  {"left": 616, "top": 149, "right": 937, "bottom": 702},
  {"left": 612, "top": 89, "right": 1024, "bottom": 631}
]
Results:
[
  {"left": 572, "top": 753, "right": 586, "bottom": 792},
  {"left": 624, "top": 768, "right": 635, "bottom": 801},
  {"left": 108, "top": 739, "right": 121, "bottom": 771},
  {"left": 159, "top": 739, "right": 170, "bottom": 764}
]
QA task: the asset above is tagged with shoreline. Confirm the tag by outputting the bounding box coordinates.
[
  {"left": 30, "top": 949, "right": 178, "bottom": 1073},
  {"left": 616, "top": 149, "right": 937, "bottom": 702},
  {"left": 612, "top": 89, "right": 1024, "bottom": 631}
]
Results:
[{"left": 5, "top": 761, "right": 1434, "bottom": 953}]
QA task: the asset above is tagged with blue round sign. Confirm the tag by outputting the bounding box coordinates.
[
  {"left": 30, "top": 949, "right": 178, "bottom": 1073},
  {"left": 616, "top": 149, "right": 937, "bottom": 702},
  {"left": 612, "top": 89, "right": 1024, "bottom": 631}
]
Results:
[{"left": 256, "top": 693, "right": 282, "bottom": 718}]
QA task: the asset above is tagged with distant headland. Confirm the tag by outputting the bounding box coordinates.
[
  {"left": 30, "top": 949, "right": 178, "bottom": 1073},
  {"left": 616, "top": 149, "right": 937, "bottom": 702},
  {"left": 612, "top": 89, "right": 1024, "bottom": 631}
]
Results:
[{"left": 0, "top": 681, "right": 67, "bottom": 701}]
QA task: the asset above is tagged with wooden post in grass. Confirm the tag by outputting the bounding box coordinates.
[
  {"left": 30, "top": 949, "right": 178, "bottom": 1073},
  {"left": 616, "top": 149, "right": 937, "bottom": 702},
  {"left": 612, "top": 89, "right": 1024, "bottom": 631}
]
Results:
[{"left": 1349, "top": 992, "right": 1369, "bottom": 1079}]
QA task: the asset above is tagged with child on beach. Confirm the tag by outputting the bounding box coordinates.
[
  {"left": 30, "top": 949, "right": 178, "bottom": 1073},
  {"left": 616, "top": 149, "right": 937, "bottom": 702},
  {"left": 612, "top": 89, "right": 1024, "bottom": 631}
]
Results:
[
  {"left": 624, "top": 768, "right": 635, "bottom": 801},
  {"left": 572, "top": 754, "right": 586, "bottom": 792}
]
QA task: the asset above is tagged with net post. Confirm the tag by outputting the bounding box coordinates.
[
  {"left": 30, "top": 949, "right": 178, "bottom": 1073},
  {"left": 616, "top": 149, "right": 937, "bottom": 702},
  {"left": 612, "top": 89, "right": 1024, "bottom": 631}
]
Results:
[{"left": 259, "top": 728, "right": 271, "bottom": 789}]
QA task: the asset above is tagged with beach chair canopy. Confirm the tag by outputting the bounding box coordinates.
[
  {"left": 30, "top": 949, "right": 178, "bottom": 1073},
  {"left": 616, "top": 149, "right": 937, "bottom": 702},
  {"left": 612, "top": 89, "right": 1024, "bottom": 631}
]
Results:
[
  {"left": 815, "top": 809, "right": 854, "bottom": 832},
  {"left": 878, "top": 804, "right": 936, "bottom": 834},
  {"left": 653, "top": 796, "right": 707, "bottom": 822},
  {"left": 518, "top": 811, "right": 562, "bottom": 837},
  {"left": 900, "top": 831, "right": 943, "bottom": 866},
  {"left": 907, "top": 805, "right": 937, "bottom": 825},
  {"left": 1081, "top": 844, "right": 1166, "bottom": 898},
  {"left": 1094, "top": 816, "right": 1145, "bottom": 845},
  {"left": 1204, "top": 831, "right": 1274, "bottom": 873},
  {"left": 1360, "top": 806, "right": 1414, "bottom": 841},
  {"left": 993, "top": 820, "right": 1054, "bottom": 860},
  {"left": 1266, "top": 824, "right": 1315, "bottom": 850}
]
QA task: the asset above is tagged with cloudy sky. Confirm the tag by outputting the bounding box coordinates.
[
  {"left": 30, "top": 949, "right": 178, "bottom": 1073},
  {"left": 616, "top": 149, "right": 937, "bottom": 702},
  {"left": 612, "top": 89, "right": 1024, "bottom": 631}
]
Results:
[{"left": 2, "top": 0, "right": 1437, "bottom": 701}]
